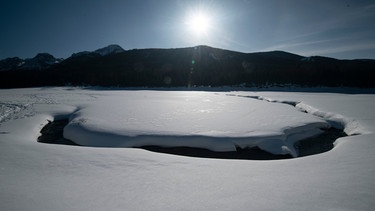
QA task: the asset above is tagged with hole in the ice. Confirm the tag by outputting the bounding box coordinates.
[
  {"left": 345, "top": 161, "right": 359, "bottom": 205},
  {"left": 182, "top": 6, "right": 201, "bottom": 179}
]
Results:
[
  {"left": 38, "top": 119, "right": 347, "bottom": 160},
  {"left": 295, "top": 127, "right": 346, "bottom": 157},
  {"left": 139, "top": 145, "right": 293, "bottom": 160},
  {"left": 38, "top": 119, "right": 79, "bottom": 146}
]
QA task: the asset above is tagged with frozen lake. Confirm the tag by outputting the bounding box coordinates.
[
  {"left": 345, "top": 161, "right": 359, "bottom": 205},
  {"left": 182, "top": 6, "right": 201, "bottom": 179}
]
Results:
[{"left": 1, "top": 87, "right": 374, "bottom": 210}]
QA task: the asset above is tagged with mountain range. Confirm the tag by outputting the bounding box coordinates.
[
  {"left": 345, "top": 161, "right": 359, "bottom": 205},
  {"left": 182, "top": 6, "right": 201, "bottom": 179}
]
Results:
[
  {"left": 0, "top": 44, "right": 374, "bottom": 88},
  {"left": 0, "top": 44, "right": 124, "bottom": 71}
]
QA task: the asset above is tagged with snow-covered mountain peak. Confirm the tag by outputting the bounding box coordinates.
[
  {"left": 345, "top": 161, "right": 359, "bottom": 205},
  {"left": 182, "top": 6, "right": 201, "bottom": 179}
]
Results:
[
  {"left": 70, "top": 45, "right": 125, "bottom": 58},
  {"left": 0, "top": 53, "right": 62, "bottom": 71},
  {"left": 19, "top": 53, "right": 63, "bottom": 70},
  {"left": 33, "top": 53, "right": 60, "bottom": 63},
  {"left": 94, "top": 44, "right": 125, "bottom": 56},
  {"left": 0, "top": 57, "right": 23, "bottom": 71}
]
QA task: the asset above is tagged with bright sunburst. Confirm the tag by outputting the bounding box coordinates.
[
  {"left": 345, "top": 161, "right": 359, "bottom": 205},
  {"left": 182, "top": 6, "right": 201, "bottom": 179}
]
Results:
[
  {"left": 185, "top": 11, "right": 212, "bottom": 37},
  {"left": 179, "top": 2, "right": 223, "bottom": 45}
]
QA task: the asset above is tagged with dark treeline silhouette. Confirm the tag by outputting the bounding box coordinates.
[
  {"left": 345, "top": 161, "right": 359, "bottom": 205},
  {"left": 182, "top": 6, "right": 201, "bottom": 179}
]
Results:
[{"left": 1, "top": 45, "right": 374, "bottom": 88}]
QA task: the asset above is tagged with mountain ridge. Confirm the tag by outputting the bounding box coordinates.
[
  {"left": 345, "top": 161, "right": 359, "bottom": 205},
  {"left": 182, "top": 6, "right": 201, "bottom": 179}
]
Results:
[
  {"left": 3, "top": 44, "right": 374, "bottom": 63},
  {"left": 0, "top": 44, "right": 126, "bottom": 71},
  {"left": 0, "top": 44, "right": 374, "bottom": 88},
  {"left": 2, "top": 44, "right": 373, "bottom": 70}
]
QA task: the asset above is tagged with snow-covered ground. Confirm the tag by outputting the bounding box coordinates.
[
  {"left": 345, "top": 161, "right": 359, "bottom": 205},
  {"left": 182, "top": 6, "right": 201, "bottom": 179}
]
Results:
[{"left": 1, "top": 87, "right": 374, "bottom": 210}]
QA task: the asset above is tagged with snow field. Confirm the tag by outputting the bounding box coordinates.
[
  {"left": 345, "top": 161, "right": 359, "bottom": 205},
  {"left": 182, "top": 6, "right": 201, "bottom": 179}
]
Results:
[{"left": 0, "top": 87, "right": 374, "bottom": 210}]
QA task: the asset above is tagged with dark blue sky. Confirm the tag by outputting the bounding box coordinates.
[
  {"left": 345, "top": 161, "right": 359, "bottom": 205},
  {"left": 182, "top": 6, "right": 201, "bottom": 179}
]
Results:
[{"left": 1, "top": 0, "right": 375, "bottom": 60}]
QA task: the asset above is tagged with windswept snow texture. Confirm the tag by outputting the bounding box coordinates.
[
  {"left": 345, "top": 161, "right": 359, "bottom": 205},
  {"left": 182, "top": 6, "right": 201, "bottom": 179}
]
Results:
[{"left": 1, "top": 87, "right": 375, "bottom": 211}]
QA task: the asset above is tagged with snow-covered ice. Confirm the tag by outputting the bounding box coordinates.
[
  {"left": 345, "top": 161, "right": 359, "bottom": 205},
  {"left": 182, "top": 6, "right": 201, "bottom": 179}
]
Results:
[
  {"left": 0, "top": 87, "right": 374, "bottom": 210},
  {"left": 63, "top": 91, "right": 330, "bottom": 157}
]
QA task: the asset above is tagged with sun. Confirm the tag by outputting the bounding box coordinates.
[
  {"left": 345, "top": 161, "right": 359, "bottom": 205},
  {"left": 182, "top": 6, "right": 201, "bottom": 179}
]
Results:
[
  {"left": 185, "top": 11, "right": 212, "bottom": 36},
  {"left": 180, "top": 3, "right": 220, "bottom": 45}
]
